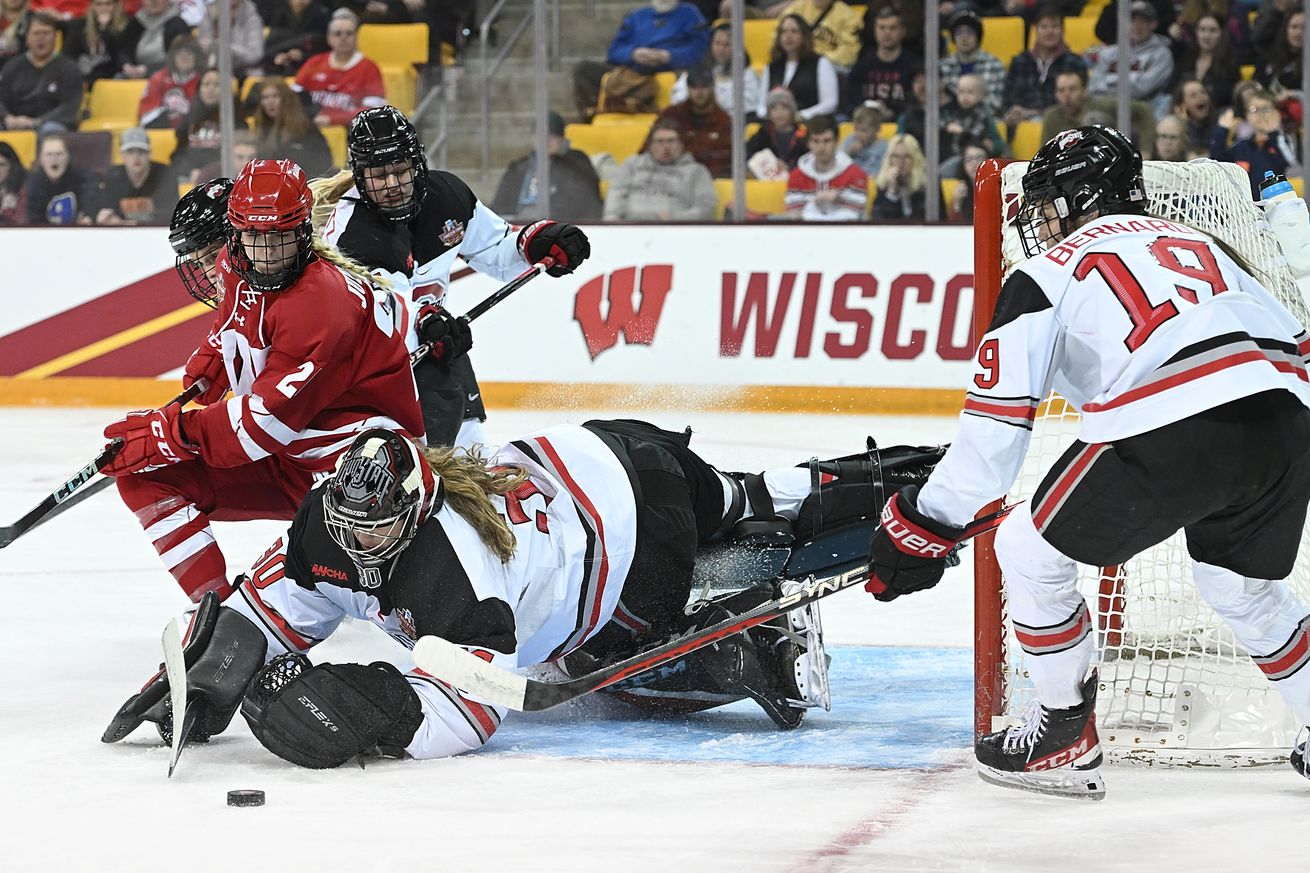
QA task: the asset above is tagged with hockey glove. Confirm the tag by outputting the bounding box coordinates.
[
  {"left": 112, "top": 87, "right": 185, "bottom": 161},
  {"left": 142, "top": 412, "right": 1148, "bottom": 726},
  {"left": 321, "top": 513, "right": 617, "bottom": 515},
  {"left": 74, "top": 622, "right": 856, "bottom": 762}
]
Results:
[
  {"left": 101, "top": 591, "right": 268, "bottom": 744},
  {"left": 101, "top": 401, "right": 198, "bottom": 476},
  {"left": 517, "top": 220, "right": 590, "bottom": 276},
  {"left": 416, "top": 303, "right": 474, "bottom": 363},
  {"left": 865, "top": 485, "right": 965, "bottom": 603},
  {"left": 241, "top": 655, "right": 423, "bottom": 769},
  {"left": 182, "top": 344, "right": 229, "bottom": 406}
]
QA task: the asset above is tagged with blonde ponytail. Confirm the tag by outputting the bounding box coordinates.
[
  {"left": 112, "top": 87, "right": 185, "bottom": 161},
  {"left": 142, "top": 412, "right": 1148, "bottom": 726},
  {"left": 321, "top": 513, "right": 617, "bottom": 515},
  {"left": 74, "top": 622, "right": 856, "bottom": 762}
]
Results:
[
  {"left": 421, "top": 445, "right": 528, "bottom": 563},
  {"left": 310, "top": 169, "right": 356, "bottom": 232}
]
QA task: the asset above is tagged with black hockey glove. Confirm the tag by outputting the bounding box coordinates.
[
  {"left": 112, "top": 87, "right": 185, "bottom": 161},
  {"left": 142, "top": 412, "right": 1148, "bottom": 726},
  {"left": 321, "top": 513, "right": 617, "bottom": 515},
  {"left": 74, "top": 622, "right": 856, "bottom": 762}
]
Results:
[
  {"left": 416, "top": 303, "right": 474, "bottom": 363},
  {"left": 101, "top": 591, "right": 268, "bottom": 744},
  {"left": 865, "top": 485, "right": 965, "bottom": 603},
  {"left": 517, "top": 219, "right": 590, "bottom": 276},
  {"left": 241, "top": 654, "right": 424, "bottom": 769}
]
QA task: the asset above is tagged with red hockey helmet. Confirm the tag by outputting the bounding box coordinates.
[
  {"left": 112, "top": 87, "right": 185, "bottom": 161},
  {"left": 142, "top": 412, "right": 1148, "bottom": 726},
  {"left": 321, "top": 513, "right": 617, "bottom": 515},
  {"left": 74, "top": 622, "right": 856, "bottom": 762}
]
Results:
[{"left": 226, "top": 159, "right": 315, "bottom": 292}]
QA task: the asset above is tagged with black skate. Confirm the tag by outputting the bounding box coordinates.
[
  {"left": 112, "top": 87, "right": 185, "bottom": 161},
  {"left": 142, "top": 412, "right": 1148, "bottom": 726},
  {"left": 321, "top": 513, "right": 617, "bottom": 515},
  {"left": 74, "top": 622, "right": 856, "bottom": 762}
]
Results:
[
  {"left": 975, "top": 671, "right": 1106, "bottom": 801},
  {"left": 1291, "top": 729, "right": 1310, "bottom": 782}
]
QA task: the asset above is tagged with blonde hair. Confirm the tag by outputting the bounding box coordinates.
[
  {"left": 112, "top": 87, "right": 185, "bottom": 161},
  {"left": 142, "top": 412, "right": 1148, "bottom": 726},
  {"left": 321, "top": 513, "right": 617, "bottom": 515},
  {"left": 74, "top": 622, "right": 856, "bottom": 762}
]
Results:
[
  {"left": 877, "top": 133, "right": 927, "bottom": 193},
  {"left": 311, "top": 234, "right": 391, "bottom": 290},
  {"left": 420, "top": 445, "right": 528, "bottom": 563},
  {"left": 309, "top": 168, "right": 355, "bottom": 231}
]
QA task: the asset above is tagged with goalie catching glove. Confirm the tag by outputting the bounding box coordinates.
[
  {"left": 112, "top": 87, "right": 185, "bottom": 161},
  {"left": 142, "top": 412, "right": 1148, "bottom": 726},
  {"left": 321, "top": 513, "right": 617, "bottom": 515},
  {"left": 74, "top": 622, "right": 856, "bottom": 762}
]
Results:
[
  {"left": 415, "top": 303, "right": 473, "bottom": 363},
  {"left": 102, "top": 591, "right": 268, "bottom": 745},
  {"left": 517, "top": 220, "right": 589, "bottom": 276},
  {"left": 865, "top": 485, "right": 965, "bottom": 602}
]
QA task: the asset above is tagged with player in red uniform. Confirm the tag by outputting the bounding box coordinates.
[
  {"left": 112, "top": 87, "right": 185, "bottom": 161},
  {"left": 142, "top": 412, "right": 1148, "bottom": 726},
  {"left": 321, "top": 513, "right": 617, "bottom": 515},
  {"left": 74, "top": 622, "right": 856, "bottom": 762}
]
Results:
[{"left": 101, "top": 159, "right": 424, "bottom": 603}]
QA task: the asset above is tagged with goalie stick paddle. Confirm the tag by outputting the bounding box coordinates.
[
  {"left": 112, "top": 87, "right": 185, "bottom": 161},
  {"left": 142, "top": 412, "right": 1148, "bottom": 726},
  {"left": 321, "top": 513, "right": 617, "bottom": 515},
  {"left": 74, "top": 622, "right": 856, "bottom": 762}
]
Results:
[
  {"left": 412, "top": 503, "right": 1016, "bottom": 712},
  {"left": 0, "top": 381, "right": 206, "bottom": 549},
  {"left": 410, "top": 258, "right": 552, "bottom": 367}
]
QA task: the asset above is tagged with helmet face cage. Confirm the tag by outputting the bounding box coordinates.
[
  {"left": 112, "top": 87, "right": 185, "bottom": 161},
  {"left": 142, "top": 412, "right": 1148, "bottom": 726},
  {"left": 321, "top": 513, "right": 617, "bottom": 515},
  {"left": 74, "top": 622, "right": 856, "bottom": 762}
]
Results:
[
  {"left": 174, "top": 242, "right": 224, "bottom": 308},
  {"left": 323, "top": 431, "right": 437, "bottom": 568},
  {"left": 348, "top": 107, "right": 428, "bottom": 222},
  {"left": 226, "top": 160, "right": 315, "bottom": 293},
  {"left": 227, "top": 222, "right": 314, "bottom": 293},
  {"left": 169, "top": 178, "right": 233, "bottom": 308}
]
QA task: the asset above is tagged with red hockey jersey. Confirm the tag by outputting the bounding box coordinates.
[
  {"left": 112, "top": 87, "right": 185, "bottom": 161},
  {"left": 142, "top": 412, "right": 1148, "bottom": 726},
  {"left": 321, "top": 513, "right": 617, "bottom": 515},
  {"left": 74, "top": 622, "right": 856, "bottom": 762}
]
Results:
[
  {"left": 182, "top": 251, "right": 424, "bottom": 472},
  {"left": 292, "top": 51, "right": 385, "bottom": 126}
]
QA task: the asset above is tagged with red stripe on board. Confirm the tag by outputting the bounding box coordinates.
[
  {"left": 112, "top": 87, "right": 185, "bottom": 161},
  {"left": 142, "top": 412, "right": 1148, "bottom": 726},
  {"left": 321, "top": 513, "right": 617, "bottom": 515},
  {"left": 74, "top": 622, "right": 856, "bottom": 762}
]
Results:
[
  {"left": 535, "top": 436, "right": 611, "bottom": 641},
  {"left": 1258, "top": 627, "right": 1310, "bottom": 677},
  {"left": 1032, "top": 445, "right": 1102, "bottom": 530},
  {"left": 0, "top": 270, "right": 188, "bottom": 375},
  {"left": 1083, "top": 350, "right": 1301, "bottom": 413},
  {"left": 59, "top": 311, "right": 213, "bottom": 377}
]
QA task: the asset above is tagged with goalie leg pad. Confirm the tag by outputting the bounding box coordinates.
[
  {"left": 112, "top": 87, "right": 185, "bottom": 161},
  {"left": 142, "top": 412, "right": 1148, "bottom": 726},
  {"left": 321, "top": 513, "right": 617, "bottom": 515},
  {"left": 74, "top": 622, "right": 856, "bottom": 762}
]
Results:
[{"left": 241, "top": 655, "right": 424, "bottom": 769}]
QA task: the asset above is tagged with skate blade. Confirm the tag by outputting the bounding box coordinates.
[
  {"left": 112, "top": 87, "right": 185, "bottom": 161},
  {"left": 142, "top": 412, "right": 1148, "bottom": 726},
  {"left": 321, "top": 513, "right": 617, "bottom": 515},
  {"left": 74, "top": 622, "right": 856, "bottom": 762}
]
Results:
[{"left": 976, "top": 763, "right": 1106, "bottom": 801}]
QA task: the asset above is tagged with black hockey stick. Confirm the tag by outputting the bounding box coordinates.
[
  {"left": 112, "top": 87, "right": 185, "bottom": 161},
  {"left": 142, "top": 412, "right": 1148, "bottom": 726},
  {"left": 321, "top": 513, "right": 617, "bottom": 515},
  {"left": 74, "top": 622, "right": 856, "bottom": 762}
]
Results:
[
  {"left": 412, "top": 503, "right": 1015, "bottom": 712},
  {"left": 0, "top": 381, "right": 205, "bottom": 549},
  {"left": 410, "top": 258, "right": 553, "bottom": 366}
]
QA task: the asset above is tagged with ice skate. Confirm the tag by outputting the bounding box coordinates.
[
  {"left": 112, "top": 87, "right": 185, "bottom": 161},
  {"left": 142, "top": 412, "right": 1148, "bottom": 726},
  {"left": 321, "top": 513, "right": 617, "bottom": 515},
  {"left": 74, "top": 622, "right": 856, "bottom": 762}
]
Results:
[
  {"left": 975, "top": 671, "right": 1106, "bottom": 801},
  {"left": 1291, "top": 729, "right": 1310, "bottom": 782}
]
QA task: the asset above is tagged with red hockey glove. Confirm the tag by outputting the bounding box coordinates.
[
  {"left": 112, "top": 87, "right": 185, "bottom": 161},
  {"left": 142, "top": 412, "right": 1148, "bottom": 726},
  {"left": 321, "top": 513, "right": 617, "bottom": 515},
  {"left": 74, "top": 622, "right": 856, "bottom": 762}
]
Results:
[
  {"left": 182, "top": 345, "right": 229, "bottom": 406},
  {"left": 517, "top": 220, "right": 590, "bottom": 277},
  {"left": 415, "top": 303, "right": 474, "bottom": 363},
  {"left": 101, "top": 401, "right": 198, "bottom": 476},
  {"left": 865, "top": 485, "right": 964, "bottom": 603}
]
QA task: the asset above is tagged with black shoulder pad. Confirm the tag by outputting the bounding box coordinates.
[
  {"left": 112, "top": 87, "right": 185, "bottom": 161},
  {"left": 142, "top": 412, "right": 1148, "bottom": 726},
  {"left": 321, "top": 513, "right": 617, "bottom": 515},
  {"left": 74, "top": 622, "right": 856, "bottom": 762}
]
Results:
[{"left": 986, "top": 269, "right": 1052, "bottom": 334}]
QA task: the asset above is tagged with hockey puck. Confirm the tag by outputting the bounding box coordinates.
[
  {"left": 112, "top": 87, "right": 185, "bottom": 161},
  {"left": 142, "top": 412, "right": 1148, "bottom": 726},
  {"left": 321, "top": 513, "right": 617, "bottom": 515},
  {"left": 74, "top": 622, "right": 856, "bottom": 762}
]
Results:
[{"left": 227, "top": 790, "right": 265, "bottom": 807}]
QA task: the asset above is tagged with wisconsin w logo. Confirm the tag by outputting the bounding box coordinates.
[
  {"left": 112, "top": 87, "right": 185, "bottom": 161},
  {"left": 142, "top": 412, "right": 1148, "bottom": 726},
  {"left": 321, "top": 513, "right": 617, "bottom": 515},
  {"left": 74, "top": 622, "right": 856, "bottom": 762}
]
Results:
[{"left": 573, "top": 265, "right": 673, "bottom": 360}]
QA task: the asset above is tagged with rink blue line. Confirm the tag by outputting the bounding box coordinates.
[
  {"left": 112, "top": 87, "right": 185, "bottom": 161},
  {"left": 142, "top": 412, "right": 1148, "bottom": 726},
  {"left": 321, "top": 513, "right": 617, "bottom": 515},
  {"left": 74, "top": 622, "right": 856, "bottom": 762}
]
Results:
[{"left": 485, "top": 646, "right": 973, "bottom": 770}]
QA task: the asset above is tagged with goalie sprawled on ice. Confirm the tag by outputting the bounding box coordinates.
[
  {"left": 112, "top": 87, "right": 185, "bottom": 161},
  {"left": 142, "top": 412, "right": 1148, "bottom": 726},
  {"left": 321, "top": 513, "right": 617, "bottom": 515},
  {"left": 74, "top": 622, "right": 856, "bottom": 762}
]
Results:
[{"left": 103, "top": 421, "right": 944, "bottom": 768}]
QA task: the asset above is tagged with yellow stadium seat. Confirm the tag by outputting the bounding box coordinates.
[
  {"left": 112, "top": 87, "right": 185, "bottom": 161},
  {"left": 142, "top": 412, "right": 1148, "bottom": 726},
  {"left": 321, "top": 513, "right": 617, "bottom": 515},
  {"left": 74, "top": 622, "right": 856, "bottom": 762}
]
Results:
[
  {"left": 565, "top": 122, "right": 649, "bottom": 165},
  {"left": 744, "top": 19, "right": 776, "bottom": 68},
  {"left": 1082, "top": 0, "right": 1109, "bottom": 17},
  {"left": 1240, "top": 64, "right": 1256, "bottom": 80},
  {"left": 744, "top": 179, "right": 786, "bottom": 215},
  {"left": 1007, "top": 119, "right": 1043, "bottom": 161},
  {"left": 839, "top": 121, "right": 853, "bottom": 141},
  {"left": 654, "top": 71, "right": 677, "bottom": 109},
  {"left": 84, "top": 79, "right": 147, "bottom": 131},
  {"left": 879, "top": 122, "right": 897, "bottom": 141},
  {"left": 178, "top": 181, "right": 194, "bottom": 199},
  {"left": 592, "top": 113, "right": 657, "bottom": 126},
  {"left": 0, "top": 129, "right": 36, "bottom": 168},
  {"left": 321, "top": 124, "right": 347, "bottom": 168},
  {"left": 380, "top": 64, "right": 417, "bottom": 115},
  {"left": 865, "top": 177, "right": 878, "bottom": 217},
  {"left": 1293, "top": 177, "right": 1305, "bottom": 198},
  {"left": 1063, "top": 16, "right": 1099, "bottom": 54},
  {"left": 942, "top": 177, "right": 960, "bottom": 208},
  {"left": 357, "top": 23, "right": 429, "bottom": 67},
  {"left": 744, "top": 121, "right": 759, "bottom": 140},
  {"left": 112, "top": 127, "right": 177, "bottom": 164}
]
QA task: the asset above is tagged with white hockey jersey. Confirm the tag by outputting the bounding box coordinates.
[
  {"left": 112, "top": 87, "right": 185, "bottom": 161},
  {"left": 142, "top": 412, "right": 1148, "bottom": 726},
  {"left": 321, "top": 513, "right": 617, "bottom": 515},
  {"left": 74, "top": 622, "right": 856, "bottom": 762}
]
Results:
[
  {"left": 225, "top": 424, "right": 639, "bottom": 759},
  {"left": 919, "top": 214, "right": 1310, "bottom": 527}
]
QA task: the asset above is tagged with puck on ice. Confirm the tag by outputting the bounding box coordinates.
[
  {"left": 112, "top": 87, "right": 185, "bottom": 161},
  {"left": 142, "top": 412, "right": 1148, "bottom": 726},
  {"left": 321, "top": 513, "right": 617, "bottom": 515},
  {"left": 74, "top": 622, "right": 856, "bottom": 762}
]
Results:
[{"left": 227, "top": 790, "right": 265, "bottom": 807}]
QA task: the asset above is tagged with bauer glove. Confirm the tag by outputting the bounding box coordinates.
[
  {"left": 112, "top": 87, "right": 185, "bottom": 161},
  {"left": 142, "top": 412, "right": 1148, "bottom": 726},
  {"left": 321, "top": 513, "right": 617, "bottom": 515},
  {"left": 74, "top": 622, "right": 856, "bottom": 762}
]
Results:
[
  {"left": 416, "top": 303, "right": 474, "bottom": 363},
  {"left": 517, "top": 220, "right": 590, "bottom": 276},
  {"left": 865, "top": 485, "right": 965, "bottom": 602}
]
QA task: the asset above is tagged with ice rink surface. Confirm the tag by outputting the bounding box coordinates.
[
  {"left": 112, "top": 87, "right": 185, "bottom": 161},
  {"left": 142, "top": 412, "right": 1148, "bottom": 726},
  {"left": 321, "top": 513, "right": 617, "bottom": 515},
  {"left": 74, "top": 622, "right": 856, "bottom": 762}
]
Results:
[{"left": 2, "top": 406, "right": 1306, "bottom": 873}]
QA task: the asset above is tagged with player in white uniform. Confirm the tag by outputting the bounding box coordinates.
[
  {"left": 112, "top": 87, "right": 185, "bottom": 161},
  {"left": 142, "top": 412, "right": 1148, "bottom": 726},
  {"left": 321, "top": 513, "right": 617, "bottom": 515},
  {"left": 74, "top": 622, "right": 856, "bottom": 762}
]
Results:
[{"left": 866, "top": 125, "right": 1310, "bottom": 797}]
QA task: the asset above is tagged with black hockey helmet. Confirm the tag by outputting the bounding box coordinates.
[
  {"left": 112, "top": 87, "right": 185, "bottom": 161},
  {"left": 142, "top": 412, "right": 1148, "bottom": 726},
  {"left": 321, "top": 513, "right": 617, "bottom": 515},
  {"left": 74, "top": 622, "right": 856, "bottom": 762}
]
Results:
[
  {"left": 324, "top": 429, "right": 443, "bottom": 570},
  {"left": 1016, "top": 124, "right": 1146, "bottom": 258},
  {"left": 347, "top": 105, "right": 428, "bottom": 222},
  {"left": 169, "top": 177, "right": 233, "bottom": 308}
]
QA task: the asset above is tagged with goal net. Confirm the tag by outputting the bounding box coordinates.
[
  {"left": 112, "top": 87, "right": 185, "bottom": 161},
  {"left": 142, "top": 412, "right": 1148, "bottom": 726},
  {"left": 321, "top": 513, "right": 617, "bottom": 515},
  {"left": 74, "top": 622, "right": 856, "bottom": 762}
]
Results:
[{"left": 973, "top": 159, "right": 1310, "bottom": 766}]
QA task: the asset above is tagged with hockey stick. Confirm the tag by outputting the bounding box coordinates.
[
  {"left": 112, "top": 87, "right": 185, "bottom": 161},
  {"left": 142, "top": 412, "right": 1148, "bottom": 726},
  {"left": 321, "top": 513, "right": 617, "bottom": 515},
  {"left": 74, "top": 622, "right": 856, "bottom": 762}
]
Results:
[
  {"left": 410, "top": 258, "right": 553, "bottom": 367},
  {"left": 161, "top": 617, "right": 201, "bottom": 778},
  {"left": 412, "top": 502, "right": 1016, "bottom": 712},
  {"left": 0, "top": 382, "right": 206, "bottom": 549}
]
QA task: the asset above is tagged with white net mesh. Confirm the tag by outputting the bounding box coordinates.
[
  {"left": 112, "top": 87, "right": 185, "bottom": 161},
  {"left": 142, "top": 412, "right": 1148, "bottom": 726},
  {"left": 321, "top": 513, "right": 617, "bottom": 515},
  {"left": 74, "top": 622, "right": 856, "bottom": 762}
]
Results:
[{"left": 995, "top": 160, "right": 1310, "bottom": 766}]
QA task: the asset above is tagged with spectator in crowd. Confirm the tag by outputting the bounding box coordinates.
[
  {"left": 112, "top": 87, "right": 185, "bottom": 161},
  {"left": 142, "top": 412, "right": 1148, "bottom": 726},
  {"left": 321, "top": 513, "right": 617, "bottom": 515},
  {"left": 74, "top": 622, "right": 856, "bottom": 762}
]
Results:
[
  {"left": 1089, "top": 1, "right": 1175, "bottom": 112},
  {"left": 940, "top": 10, "right": 1005, "bottom": 115},
  {"left": 746, "top": 87, "right": 808, "bottom": 178},
  {"left": 1174, "top": 12, "right": 1240, "bottom": 110},
  {"left": 1043, "top": 67, "right": 1156, "bottom": 156},
  {"left": 784, "top": 114, "right": 867, "bottom": 222},
  {"left": 23, "top": 132, "right": 97, "bottom": 223},
  {"left": 1253, "top": 0, "right": 1297, "bottom": 58},
  {"left": 294, "top": 7, "right": 385, "bottom": 125},
  {"left": 946, "top": 137, "right": 989, "bottom": 225},
  {"left": 1169, "top": 0, "right": 1251, "bottom": 61},
  {"left": 197, "top": 0, "right": 265, "bottom": 79},
  {"left": 1095, "top": 0, "right": 1174, "bottom": 45},
  {"left": 0, "top": 139, "right": 25, "bottom": 223},
  {"left": 844, "top": 6, "right": 920, "bottom": 120},
  {"left": 652, "top": 64, "right": 729, "bottom": 177},
  {"left": 842, "top": 103, "right": 887, "bottom": 176},
  {"left": 138, "top": 36, "right": 202, "bottom": 129},
  {"left": 66, "top": 0, "right": 144, "bottom": 84},
  {"left": 1211, "top": 85, "right": 1300, "bottom": 197},
  {"left": 127, "top": 0, "right": 190, "bottom": 76},
  {"left": 759, "top": 13, "right": 837, "bottom": 121},
  {"left": 1256, "top": 7, "right": 1303, "bottom": 99},
  {"left": 252, "top": 76, "right": 332, "bottom": 176},
  {"left": 491, "top": 110, "right": 602, "bottom": 223},
  {"left": 995, "top": 0, "right": 1088, "bottom": 18},
  {"left": 603, "top": 116, "right": 716, "bottom": 221},
  {"left": 780, "top": 0, "right": 861, "bottom": 73},
  {"left": 0, "top": 0, "right": 30, "bottom": 66},
  {"left": 1152, "top": 114, "right": 1191, "bottom": 161},
  {"left": 1001, "top": 5, "right": 1088, "bottom": 130},
  {"left": 870, "top": 132, "right": 937, "bottom": 222},
  {"left": 96, "top": 126, "right": 179, "bottom": 224},
  {"left": 263, "top": 0, "right": 330, "bottom": 76},
  {"left": 670, "top": 21, "right": 761, "bottom": 119},
  {"left": 0, "top": 12, "right": 82, "bottom": 132},
  {"left": 936, "top": 73, "right": 1006, "bottom": 175},
  {"left": 191, "top": 129, "right": 258, "bottom": 183},
  {"left": 859, "top": 0, "right": 922, "bottom": 58},
  {"left": 171, "top": 66, "right": 224, "bottom": 182},
  {"left": 1171, "top": 78, "right": 1216, "bottom": 157},
  {"left": 575, "top": 0, "right": 708, "bottom": 120}
]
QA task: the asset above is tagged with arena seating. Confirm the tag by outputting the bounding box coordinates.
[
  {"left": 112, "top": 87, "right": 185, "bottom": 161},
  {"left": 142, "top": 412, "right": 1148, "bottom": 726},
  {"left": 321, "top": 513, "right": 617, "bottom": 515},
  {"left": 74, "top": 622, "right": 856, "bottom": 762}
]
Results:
[
  {"left": 84, "top": 79, "right": 147, "bottom": 132},
  {"left": 0, "top": 130, "right": 36, "bottom": 168}
]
